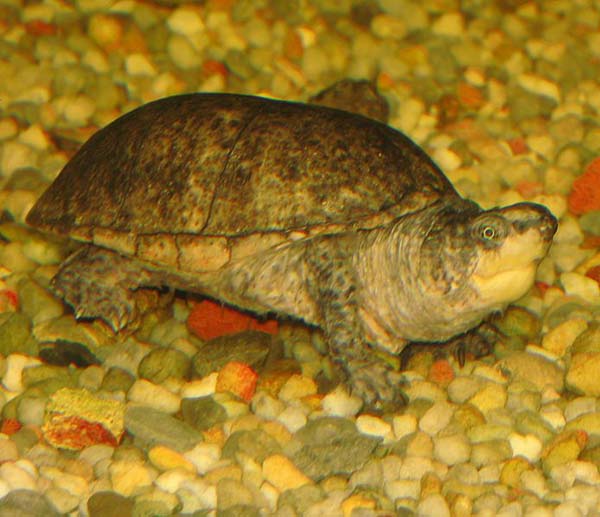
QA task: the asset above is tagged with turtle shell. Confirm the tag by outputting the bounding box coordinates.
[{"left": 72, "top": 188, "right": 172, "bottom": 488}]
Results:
[{"left": 27, "top": 93, "right": 459, "bottom": 273}]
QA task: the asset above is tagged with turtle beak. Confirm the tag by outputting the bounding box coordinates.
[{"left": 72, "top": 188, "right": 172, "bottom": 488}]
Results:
[{"left": 498, "top": 202, "right": 558, "bottom": 243}]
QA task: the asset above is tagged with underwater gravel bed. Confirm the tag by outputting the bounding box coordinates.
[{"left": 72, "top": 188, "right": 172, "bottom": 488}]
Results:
[{"left": 0, "top": 0, "right": 600, "bottom": 516}]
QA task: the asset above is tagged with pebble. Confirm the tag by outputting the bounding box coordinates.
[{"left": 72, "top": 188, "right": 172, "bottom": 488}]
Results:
[
  {"left": 128, "top": 379, "right": 181, "bottom": 414},
  {"left": 355, "top": 414, "right": 393, "bottom": 440},
  {"left": 138, "top": 347, "right": 191, "bottom": 384},
  {"left": 124, "top": 406, "right": 202, "bottom": 453},
  {"left": 566, "top": 353, "right": 600, "bottom": 396},
  {"left": 262, "top": 453, "right": 311, "bottom": 491},
  {"left": 109, "top": 460, "right": 155, "bottom": 497},
  {"left": 321, "top": 386, "right": 362, "bottom": 417},
  {"left": 433, "top": 434, "right": 470, "bottom": 465}
]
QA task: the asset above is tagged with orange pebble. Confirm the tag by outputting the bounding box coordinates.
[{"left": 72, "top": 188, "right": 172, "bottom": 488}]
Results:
[
  {"left": 216, "top": 361, "right": 258, "bottom": 402},
  {"left": 457, "top": 82, "right": 485, "bottom": 109},
  {"left": 515, "top": 180, "right": 543, "bottom": 198},
  {"left": 428, "top": 359, "right": 454, "bottom": 385},
  {"left": 568, "top": 157, "right": 600, "bottom": 215}
]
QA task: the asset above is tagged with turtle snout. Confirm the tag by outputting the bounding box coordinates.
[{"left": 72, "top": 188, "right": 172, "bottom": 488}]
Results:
[{"left": 499, "top": 202, "right": 558, "bottom": 242}]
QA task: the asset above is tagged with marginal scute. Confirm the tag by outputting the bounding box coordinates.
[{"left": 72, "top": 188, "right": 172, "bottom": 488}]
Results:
[
  {"left": 230, "top": 232, "right": 288, "bottom": 262},
  {"left": 176, "top": 234, "right": 230, "bottom": 272},
  {"left": 92, "top": 228, "right": 136, "bottom": 256},
  {"left": 136, "top": 234, "right": 179, "bottom": 268}
]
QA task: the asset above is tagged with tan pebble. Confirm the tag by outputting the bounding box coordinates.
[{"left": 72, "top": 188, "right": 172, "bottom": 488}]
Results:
[
  {"left": 109, "top": 460, "right": 155, "bottom": 496},
  {"left": 542, "top": 318, "right": 588, "bottom": 356},
  {"left": 431, "top": 12, "right": 464, "bottom": 36},
  {"left": 148, "top": 445, "right": 195, "bottom": 472},
  {"left": 0, "top": 118, "right": 18, "bottom": 140},
  {"left": 3, "top": 354, "right": 41, "bottom": 392},
  {"left": 341, "top": 493, "right": 376, "bottom": 517},
  {"left": 125, "top": 53, "right": 156, "bottom": 76},
  {"left": 88, "top": 14, "right": 123, "bottom": 48},
  {"left": 262, "top": 454, "right": 311, "bottom": 491},
  {"left": 0, "top": 141, "right": 37, "bottom": 177},
  {"left": 370, "top": 14, "right": 407, "bottom": 40},
  {"left": 260, "top": 420, "right": 292, "bottom": 446},
  {"left": 393, "top": 414, "right": 417, "bottom": 439},
  {"left": 566, "top": 353, "right": 600, "bottom": 396},
  {"left": 204, "top": 464, "right": 242, "bottom": 484},
  {"left": 406, "top": 432, "right": 433, "bottom": 458},
  {"left": 167, "top": 6, "right": 205, "bottom": 36},
  {"left": 517, "top": 73, "right": 560, "bottom": 102},
  {"left": 278, "top": 374, "right": 317, "bottom": 402},
  {"left": 560, "top": 272, "right": 600, "bottom": 304},
  {"left": 62, "top": 95, "right": 96, "bottom": 126},
  {"left": 40, "top": 466, "right": 88, "bottom": 498},
  {"left": 468, "top": 383, "right": 507, "bottom": 413}
]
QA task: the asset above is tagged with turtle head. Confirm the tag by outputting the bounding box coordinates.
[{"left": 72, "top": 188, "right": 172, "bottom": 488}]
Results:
[
  {"left": 418, "top": 200, "right": 557, "bottom": 310},
  {"left": 468, "top": 202, "right": 557, "bottom": 307}
]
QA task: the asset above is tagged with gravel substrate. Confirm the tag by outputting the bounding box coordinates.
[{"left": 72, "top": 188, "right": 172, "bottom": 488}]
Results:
[{"left": 1, "top": 0, "right": 600, "bottom": 516}]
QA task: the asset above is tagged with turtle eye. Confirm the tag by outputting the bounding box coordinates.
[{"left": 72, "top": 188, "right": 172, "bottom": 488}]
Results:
[{"left": 480, "top": 225, "right": 496, "bottom": 240}]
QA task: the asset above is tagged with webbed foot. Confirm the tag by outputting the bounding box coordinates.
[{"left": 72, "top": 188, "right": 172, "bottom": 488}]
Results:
[
  {"left": 345, "top": 359, "right": 407, "bottom": 414},
  {"left": 52, "top": 246, "right": 155, "bottom": 331}
]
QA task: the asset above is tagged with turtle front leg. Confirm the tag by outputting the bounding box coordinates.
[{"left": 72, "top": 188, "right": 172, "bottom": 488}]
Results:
[
  {"left": 304, "top": 238, "right": 405, "bottom": 412},
  {"left": 52, "top": 246, "right": 157, "bottom": 331}
]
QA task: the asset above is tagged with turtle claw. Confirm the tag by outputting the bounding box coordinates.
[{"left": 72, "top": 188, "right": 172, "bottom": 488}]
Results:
[{"left": 348, "top": 360, "right": 407, "bottom": 414}]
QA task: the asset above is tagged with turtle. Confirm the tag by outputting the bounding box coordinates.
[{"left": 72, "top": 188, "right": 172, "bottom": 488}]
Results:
[{"left": 26, "top": 92, "right": 557, "bottom": 409}]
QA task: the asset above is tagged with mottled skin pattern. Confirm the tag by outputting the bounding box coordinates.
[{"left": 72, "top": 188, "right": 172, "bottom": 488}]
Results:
[{"left": 27, "top": 93, "right": 558, "bottom": 410}]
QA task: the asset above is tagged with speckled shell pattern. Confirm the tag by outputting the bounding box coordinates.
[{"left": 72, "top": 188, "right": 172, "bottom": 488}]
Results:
[{"left": 27, "top": 93, "right": 459, "bottom": 272}]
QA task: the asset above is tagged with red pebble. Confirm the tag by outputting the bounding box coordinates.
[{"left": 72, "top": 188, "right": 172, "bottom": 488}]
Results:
[
  {"left": 187, "top": 299, "right": 278, "bottom": 341},
  {"left": 0, "top": 418, "right": 21, "bottom": 435},
  {"left": 202, "top": 59, "right": 228, "bottom": 78},
  {"left": 44, "top": 415, "right": 118, "bottom": 450},
  {"left": 216, "top": 361, "right": 258, "bottom": 402},
  {"left": 507, "top": 137, "right": 528, "bottom": 155},
  {"left": 568, "top": 157, "right": 600, "bottom": 215},
  {"left": 585, "top": 265, "right": 600, "bottom": 285},
  {"left": 25, "top": 20, "right": 57, "bottom": 36}
]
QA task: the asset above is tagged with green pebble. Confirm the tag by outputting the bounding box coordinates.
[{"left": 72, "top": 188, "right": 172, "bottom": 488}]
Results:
[
  {"left": 492, "top": 306, "right": 541, "bottom": 340},
  {"left": 88, "top": 491, "right": 134, "bottom": 517},
  {"left": 181, "top": 396, "right": 227, "bottom": 431},
  {"left": 138, "top": 347, "right": 191, "bottom": 383},
  {"left": 0, "top": 312, "right": 34, "bottom": 356},
  {"left": 17, "top": 277, "right": 64, "bottom": 325},
  {"left": 579, "top": 211, "right": 600, "bottom": 236},
  {"left": 101, "top": 367, "right": 135, "bottom": 392},
  {"left": 192, "top": 331, "right": 273, "bottom": 378},
  {"left": 222, "top": 429, "right": 281, "bottom": 463},
  {"left": 11, "top": 426, "right": 40, "bottom": 456},
  {"left": 571, "top": 323, "right": 600, "bottom": 354}
]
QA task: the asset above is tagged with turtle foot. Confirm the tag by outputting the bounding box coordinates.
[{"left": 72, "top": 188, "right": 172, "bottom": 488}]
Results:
[
  {"left": 346, "top": 359, "right": 407, "bottom": 414},
  {"left": 52, "top": 246, "right": 154, "bottom": 331}
]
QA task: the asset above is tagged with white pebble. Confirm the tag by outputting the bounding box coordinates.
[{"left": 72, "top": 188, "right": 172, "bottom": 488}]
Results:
[
  {"left": 251, "top": 392, "right": 284, "bottom": 420},
  {"left": 3, "top": 354, "right": 41, "bottom": 392},
  {"left": 553, "top": 501, "right": 583, "bottom": 517},
  {"left": 154, "top": 468, "right": 195, "bottom": 494},
  {"left": 321, "top": 386, "right": 362, "bottom": 417},
  {"left": 128, "top": 379, "right": 181, "bottom": 414},
  {"left": 508, "top": 433, "right": 542, "bottom": 462},
  {"left": 181, "top": 373, "right": 218, "bottom": 398},
  {"left": 0, "top": 461, "right": 37, "bottom": 490},
  {"left": 277, "top": 406, "right": 307, "bottom": 433},
  {"left": 184, "top": 443, "right": 221, "bottom": 475},
  {"left": 356, "top": 414, "right": 393, "bottom": 440},
  {"left": 178, "top": 479, "right": 216, "bottom": 511}
]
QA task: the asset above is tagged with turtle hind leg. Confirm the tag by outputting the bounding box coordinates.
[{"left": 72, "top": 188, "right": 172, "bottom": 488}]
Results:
[{"left": 52, "top": 245, "right": 160, "bottom": 331}]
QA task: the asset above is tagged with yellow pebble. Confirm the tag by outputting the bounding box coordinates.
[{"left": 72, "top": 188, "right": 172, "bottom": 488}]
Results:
[
  {"left": 148, "top": 445, "right": 195, "bottom": 472},
  {"left": 341, "top": 494, "right": 376, "bottom": 517},
  {"left": 262, "top": 454, "right": 311, "bottom": 491}
]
